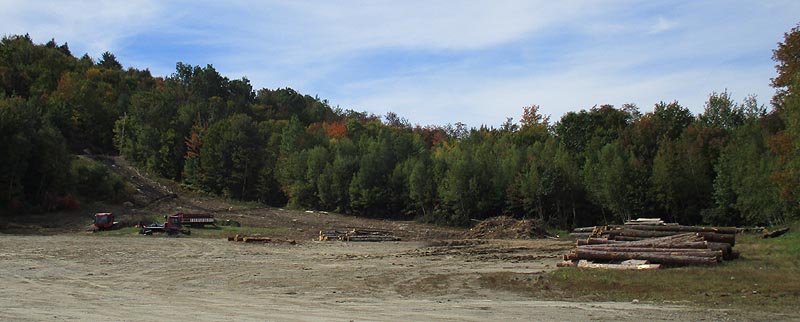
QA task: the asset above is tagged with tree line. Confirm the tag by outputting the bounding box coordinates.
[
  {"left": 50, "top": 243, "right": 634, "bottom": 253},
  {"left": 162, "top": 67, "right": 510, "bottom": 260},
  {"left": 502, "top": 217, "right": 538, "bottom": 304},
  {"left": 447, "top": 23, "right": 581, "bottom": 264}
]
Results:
[{"left": 2, "top": 26, "right": 799, "bottom": 227}]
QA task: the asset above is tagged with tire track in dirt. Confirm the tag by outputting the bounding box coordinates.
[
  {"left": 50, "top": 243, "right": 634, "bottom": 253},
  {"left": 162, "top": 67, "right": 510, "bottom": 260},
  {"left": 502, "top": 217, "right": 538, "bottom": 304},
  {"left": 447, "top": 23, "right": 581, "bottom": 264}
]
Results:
[{"left": 1, "top": 234, "right": 779, "bottom": 321}]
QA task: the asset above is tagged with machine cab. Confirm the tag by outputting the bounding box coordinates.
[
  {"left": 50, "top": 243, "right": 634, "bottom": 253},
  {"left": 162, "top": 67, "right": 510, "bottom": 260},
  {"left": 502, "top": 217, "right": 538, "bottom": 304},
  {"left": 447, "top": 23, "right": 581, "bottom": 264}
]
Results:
[
  {"left": 95, "top": 214, "right": 111, "bottom": 224},
  {"left": 165, "top": 214, "right": 183, "bottom": 229},
  {"left": 93, "top": 213, "right": 114, "bottom": 228},
  {"left": 92, "top": 212, "right": 116, "bottom": 231}
]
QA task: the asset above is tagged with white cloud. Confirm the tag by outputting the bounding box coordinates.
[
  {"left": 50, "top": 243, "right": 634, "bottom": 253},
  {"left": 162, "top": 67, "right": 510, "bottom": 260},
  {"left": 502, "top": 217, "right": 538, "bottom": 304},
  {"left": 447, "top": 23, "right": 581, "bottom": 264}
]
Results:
[
  {"left": 648, "top": 16, "right": 678, "bottom": 34},
  {"left": 285, "top": 1, "right": 595, "bottom": 50},
  {"left": 334, "top": 59, "right": 776, "bottom": 128},
  {"left": 1, "top": 1, "right": 796, "bottom": 127},
  {"left": 0, "top": 0, "right": 163, "bottom": 57}
]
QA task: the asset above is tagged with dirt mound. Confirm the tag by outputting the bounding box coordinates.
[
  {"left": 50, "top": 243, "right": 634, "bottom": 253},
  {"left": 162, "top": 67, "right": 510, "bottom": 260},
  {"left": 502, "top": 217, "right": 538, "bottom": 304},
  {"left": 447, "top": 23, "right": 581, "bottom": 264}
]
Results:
[{"left": 463, "top": 216, "right": 548, "bottom": 239}]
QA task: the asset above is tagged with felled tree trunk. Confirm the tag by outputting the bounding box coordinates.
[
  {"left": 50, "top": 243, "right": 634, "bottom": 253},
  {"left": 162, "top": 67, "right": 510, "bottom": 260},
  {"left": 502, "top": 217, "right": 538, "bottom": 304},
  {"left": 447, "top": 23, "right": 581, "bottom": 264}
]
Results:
[
  {"left": 615, "top": 225, "right": 738, "bottom": 234},
  {"left": 573, "top": 249, "right": 720, "bottom": 265},
  {"left": 696, "top": 232, "right": 735, "bottom": 246},
  {"left": 763, "top": 227, "right": 789, "bottom": 238}
]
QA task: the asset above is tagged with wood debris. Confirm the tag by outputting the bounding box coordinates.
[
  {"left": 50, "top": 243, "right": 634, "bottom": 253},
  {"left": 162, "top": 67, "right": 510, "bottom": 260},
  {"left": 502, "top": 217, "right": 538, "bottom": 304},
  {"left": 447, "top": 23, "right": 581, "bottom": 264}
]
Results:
[
  {"left": 463, "top": 216, "right": 548, "bottom": 239},
  {"left": 577, "top": 259, "right": 660, "bottom": 270},
  {"left": 319, "top": 228, "right": 400, "bottom": 242},
  {"left": 227, "top": 234, "right": 295, "bottom": 244},
  {"left": 762, "top": 227, "right": 789, "bottom": 238}
]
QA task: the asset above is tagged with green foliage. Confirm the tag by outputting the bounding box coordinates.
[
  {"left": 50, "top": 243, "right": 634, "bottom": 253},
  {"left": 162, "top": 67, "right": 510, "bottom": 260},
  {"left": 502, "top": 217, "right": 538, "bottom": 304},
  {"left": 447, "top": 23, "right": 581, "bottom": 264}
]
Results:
[
  {"left": 713, "top": 120, "right": 784, "bottom": 225},
  {"left": 697, "top": 90, "right": 744, "bottom": 130},
  {"left": 0, "top": 96, "right": 72, "bottom": 211},
  {"left": 583, "top": 141, "right": 641, "bottom": 222},
  {"left": 555, "top": 104, "right": 631, "bottom": 157},
  {"left": 650, "top": 128, "right": 713, "bottom": 224},
  {"left": 3, "top": 27, "right": 800, "bottom": 228},
  {"left": 772, "top": 24, "right": 800, "bottom": 219},
  {"left": 70, "top": 157, "right": 128, "bottom": 202},
  {"left": 198, "top": 114, "right": 263, "bottom": 199},
  {"left": 0, "top": 35, "right": 75, "bottom": 98}
]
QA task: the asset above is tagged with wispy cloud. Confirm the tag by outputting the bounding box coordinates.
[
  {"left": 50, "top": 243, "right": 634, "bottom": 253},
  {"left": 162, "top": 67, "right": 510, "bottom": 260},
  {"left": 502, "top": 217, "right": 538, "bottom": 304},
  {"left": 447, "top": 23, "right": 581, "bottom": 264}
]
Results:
[
  {"left": 2, "top": 1, "right": 798, "bottom": 127},
  {"left": 649, "top": 16, "right": 678, "bottom": 34},
  {"left": 0, "top": 0, "right": 163, "bottom": 56}
]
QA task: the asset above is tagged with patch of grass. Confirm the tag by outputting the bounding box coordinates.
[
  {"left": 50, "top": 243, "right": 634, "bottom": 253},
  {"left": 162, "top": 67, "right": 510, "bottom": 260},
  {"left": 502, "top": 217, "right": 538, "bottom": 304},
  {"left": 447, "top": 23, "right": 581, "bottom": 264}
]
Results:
[{"left": 481, "top": 220, "right": 800, "bottom": 313}]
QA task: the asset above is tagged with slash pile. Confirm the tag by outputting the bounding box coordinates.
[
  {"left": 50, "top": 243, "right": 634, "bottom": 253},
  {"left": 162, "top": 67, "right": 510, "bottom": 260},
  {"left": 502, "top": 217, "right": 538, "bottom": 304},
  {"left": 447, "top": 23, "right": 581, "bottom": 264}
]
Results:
[
  {"left": 562, "top": 223, "right": 738, "bottom": 268},
  {"left": 463, "top": 216, "right": 548, "bottom": 239},
  {"left": 319, "top": 228, "right": 400, "bottom": 242}
]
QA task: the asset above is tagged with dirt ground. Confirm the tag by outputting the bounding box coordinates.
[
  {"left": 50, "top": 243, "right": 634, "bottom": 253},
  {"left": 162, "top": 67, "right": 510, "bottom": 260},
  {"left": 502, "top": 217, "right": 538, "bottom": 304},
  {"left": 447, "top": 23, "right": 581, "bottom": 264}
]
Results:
[
  {"left": 0, "top": 234, "right": 776, "bottom": 321},
  {"left": 0, "top": 157, "right": 787, "bottom": 321}
]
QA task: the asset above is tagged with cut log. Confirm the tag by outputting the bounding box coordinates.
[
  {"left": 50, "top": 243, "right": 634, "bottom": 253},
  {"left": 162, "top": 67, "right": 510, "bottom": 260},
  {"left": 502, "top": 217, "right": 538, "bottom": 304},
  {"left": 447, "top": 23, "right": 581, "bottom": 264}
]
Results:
[
  {"left": 613, "top": 236, "right": 647, "bottom": 241},
  {"left": 606, "top": 229, "right": 681, "bottom": 238},
  {"left": 624, "top": 218, "right": 665, "bottom": 225},
  {"left": 568, "top": 232, "right": 592, "bottom": 239},
  {"left": 243, "top": 237, "right": 271, "bottom": 243},
  {"left": 586, "top": 241, "right": 710, "bottom": 249},
  {"left": 578, "top": 246, "right": 721, "bottom": 257},
  {"left": 621, "top": 225, "right": 737, "bottom": 234},
  {"left": 737, "top": 226, "right": 766, "bottom": 233},
  {"left": 696, "top": 232, "right": 735, "bottom": 246},
  {"left": 320, "top": 228, "right": 399, "bottom": 242},
  {"left": 584, "top": 237, "right": 625, "bottom": 245},
  {"left": 706, "top": 242, "right": 734, "bottom": 260},
  {"left": 345, "top": 235, "right": 400, "bottom": 242},
  {"left": 557, "top": 260, "right": 577, "bottom": 267},
  {"left": 577, "top": 238, "right": 620, "bottom": 246},
  {"left": 572, "top": 226, "right": 597, "bottom": 233},
  {"left": 762, "top": 227, "right": 789, "bottom": 238},
  {"left": 577, "top": 259, "right": 661, "bottom": 270},
  {"left": 586, "top": 234, "right": 709, "bottom": 249},
  {"left": 574, "top": 249, "right": 720, "bottom": 265},
  {"left": 319, "top": 230, "right": 348, "bottom": 241}
]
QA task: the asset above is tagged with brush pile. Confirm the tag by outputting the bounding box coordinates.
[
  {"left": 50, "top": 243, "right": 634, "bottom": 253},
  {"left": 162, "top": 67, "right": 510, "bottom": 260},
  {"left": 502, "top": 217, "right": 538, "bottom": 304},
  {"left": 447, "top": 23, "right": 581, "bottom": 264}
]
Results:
[
  {"left": 463, "top": 216, "right": 548, "bottom": 239},
  {"left": 561, "top": 220, "right": 738, "bottom": 268},
  {"left": 319, "top": 228, "right": 400, "bottom": 242}
]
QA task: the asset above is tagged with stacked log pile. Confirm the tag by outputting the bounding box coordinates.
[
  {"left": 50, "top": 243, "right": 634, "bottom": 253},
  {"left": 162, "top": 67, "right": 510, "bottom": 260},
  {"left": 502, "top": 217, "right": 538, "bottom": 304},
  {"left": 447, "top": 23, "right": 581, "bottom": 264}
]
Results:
[
  {"left": 228, "top": 234, "right": 270, "bottom": 242},
  {"left": 319, "top": 228, "right": 400, "bottom": 242},
  {"left": 227, "top": 235, "right": 296, "bottom": 244},
  {"left": 319, "top": 230, "right": 348, "bottom": 241},
  {"left": 562, "top": 223, "right": 738, "bottom": 268}
]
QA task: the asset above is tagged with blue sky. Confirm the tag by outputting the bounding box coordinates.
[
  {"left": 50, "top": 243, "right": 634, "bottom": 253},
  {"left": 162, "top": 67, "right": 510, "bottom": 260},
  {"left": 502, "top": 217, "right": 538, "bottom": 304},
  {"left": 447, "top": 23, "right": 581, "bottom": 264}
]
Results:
[{"left": 2, "top": 1, "right": 799, "bottom": 127}]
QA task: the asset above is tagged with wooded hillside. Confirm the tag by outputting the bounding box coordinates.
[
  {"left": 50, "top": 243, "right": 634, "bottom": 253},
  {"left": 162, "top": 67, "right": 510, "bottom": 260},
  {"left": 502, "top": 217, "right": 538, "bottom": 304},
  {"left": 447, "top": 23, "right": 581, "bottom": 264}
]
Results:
[{"left": 2, "top": 24, "right": 799, "bottom": 228}]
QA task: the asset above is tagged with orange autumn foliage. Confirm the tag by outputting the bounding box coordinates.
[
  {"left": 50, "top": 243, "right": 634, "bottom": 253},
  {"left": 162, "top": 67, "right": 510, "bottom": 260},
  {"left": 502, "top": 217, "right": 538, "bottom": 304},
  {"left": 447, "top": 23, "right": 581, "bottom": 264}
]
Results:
[{"left": 323, "top": 121, "right": 347, "bottom": 138}]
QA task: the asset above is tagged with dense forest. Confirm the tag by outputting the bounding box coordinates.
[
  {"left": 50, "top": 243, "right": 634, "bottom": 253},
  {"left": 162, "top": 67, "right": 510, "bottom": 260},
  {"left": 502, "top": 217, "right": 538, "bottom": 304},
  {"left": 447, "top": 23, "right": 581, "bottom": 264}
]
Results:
[{"left": 2, "top": 24, "right": 799, "bottom": 228}]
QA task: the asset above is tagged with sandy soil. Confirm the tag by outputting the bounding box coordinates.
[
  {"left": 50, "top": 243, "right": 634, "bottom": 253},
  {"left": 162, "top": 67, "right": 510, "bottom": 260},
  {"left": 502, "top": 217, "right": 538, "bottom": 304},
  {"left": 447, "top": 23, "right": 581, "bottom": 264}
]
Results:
[
  {"left": 0, "top": 234, "right": 772, "bottom": 321},
  {"left": 0, "top": 157, "right": 786, "bottom": 321}
]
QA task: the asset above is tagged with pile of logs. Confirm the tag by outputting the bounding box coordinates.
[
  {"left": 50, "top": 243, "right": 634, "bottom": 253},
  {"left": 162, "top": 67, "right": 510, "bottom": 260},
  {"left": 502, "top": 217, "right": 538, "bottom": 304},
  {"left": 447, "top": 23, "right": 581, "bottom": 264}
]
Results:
[
  {"left": 562, "top": 223, "right": 739, "bottom": 268},
  {"left": 319, "top": 228, "right": 400, "bottom": 242},
  {"left": 228, "top": 234, "right": 272, "bottom": 243},
  {"left": 590, "top": 224, "right": 737, "bottom": 245},
  {"left": 227, "top": 235, "right": 296, "bottom": 244}
]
